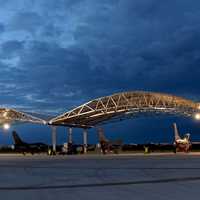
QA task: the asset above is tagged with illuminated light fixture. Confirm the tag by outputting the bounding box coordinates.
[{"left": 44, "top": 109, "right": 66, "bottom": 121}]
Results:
[
  {"left": 3, "top": 123, "right": 10, "bottom": 130},
  {"left": 195, "top": 113, "right": 200, "bottom": 120},
  {"left": 198, "top": 104, "right": 200, "bottom": 110},
  {"left": 3, "top": 111, "right": 8, "bottom": 117}
]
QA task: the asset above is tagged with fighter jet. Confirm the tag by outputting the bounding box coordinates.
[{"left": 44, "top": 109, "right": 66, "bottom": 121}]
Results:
[
  {"left": 173, "top": 123, "right": 192, "bottom": 153},
  {"left": 12, "top": 131, "right": 48, "bottom": 155},
  {"left": 97, "top": 127, "right": 123, "bottom": 154}
]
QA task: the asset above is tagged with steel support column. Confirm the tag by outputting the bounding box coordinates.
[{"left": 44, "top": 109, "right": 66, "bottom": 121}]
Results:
[
  {"left": 83, "top": 129, "right": 88, "bottom": 154},
  {"left": 52, "top": 126, "right": 57, "bottom": 154},
  {"left": 68, "top": 127, "right": 73, "bottom": 144}
]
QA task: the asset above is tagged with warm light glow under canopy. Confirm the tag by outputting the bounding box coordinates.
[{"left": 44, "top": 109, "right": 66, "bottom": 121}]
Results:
[
  {"left": 195, "top": 113, "right": 200, "bottom": 120},
  {"left": 3, "top": 123, "right": 10, "bottom": 130}
]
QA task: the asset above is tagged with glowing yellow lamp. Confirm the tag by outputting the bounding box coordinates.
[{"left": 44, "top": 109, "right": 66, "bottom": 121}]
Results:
[
  {"left": 3, "top": 123, "right": 10, "bottom": 130},
  {"left": 195, "top": 113, "right": 200, "bottom": 120}
]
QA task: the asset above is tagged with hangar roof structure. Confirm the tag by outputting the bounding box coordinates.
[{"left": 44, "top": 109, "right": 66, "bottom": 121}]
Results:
[
  {"left": 0, "top": 108, "right": 46, "bottom": 126},
  {"left": 49, "top": 91, "right": 200, "bottom": 128}
]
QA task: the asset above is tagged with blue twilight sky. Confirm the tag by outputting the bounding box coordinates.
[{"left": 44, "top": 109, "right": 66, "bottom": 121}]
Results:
[{"left": 0, "top": 0, "right": 200, "bottom": 145}]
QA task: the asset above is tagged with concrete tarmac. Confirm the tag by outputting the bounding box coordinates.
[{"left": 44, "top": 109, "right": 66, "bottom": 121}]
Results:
[{"left": 0, "top": 153, "right": 200, "bottom": 199}]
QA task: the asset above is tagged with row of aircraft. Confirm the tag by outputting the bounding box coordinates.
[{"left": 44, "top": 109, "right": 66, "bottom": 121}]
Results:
[
  {"left": 10, "top": 123, "right": 191, "bottom": 155},
  {"left": 97, "top": 123, "right": 192, "bottom": 154}
]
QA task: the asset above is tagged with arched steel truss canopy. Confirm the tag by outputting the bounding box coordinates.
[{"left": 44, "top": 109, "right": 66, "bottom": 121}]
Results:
[
  {"left": 0, "top": 108, "right": 46, "bottom": 126},
  {"left": 49, "top": 91, "right": 200, "bottom": 128}
]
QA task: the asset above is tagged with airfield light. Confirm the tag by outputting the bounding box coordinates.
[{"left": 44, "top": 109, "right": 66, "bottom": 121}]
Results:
[
  {"left": 3, "top": 123, "right": 10, "bottom": 130},
  {"left": 195, "top": 113, "right": 200, "bottom": 120}
]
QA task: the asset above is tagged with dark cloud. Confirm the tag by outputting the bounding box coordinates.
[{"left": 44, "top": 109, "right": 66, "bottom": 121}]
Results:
[
  {"left": 1, "top": 40, "right": 24, "bottom": 58},
  {"left": 41, "top": 23, "right": 63, "bottom": 38},
  {"left": 1, "top": 1, "right": 200, "bottom": 103},
  {"left": 0, "top": 23, "right": 5, "bottom": 34},
  {"left": 11, "top": 11, "right": 43, "bottom": 34}
]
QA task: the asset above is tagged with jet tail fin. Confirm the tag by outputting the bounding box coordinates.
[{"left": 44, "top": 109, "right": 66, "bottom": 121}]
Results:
[
  {"left": 97, "top": 127, "right": 108, "bottom": 143},
  {"left": 12, "top": 131, "right": 24, "bottom": 145},
  {"left": 173, "top": 123, "right": 181, "bottom": 141}
]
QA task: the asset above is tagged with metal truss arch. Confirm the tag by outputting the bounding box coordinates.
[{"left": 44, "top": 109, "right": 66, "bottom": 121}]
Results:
[
  {"left": 49, "top": 91, "right": 200, "bottom": 128},
  {"left": 0, "top": 108, "right": 47, "bottom": 126}
]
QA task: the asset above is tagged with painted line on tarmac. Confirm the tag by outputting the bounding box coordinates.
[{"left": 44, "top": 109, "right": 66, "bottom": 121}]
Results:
[
  {"left": 1, "top": 176, "right": 200, "bottom": 190},
  {"left": 1, "top": 165, "right": 200, "bottom": 170}
]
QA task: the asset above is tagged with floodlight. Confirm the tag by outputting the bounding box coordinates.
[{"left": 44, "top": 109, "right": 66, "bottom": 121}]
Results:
[
  {"left": 3, "top": 123, "right": 10, "bottom": 130},
  {"left": 195, "top": 113, "right": 200, "bottom": 120}
]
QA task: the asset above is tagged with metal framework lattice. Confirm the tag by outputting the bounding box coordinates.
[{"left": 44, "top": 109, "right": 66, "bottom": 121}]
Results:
[
  {"left": 49, "top": 91, "right": 200, "bottom": 128},
  {"left": 0, "top": 108, "right": 46, "bottom": 125}
]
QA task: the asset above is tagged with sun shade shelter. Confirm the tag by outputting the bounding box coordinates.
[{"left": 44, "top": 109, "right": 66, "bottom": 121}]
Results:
[
  {"left": 0, "top": 91, "right": 199, "bottom": 154},
  {"left": 0, "top": 108, "right": 47, "bottom": 126},
  {"left": 49, "top": 91, "right": 200, "bottom": 128}
]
